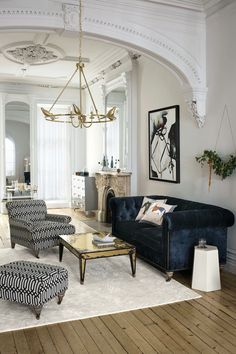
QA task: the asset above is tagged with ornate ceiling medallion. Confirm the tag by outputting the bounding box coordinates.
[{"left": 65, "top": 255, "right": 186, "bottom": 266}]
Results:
[{"left": 3, "top": 42, "right": 65, "bottom": 65}]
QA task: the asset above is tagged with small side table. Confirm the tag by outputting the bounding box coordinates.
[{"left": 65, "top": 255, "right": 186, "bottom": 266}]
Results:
[{"left": 192, "top": 245, "right": 221, "bottom": 292}]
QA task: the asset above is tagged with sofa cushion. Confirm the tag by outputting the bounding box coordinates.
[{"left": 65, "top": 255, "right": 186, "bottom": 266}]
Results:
[
  {"left": 135, "top": 197, "right": 167, "bottom": 221},
  {"left": 140, "top": 202, "right": 176, "bottom": 225}
]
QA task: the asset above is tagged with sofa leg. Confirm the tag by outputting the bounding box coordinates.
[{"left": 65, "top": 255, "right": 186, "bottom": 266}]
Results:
[
  {"left": 11, "top": 241, "right": 15, "bottom": 249},
  {"left": 166, "top": 271, "right": 174, "bottom": 282}
]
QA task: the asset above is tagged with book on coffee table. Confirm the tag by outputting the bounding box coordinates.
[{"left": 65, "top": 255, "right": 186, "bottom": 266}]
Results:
[{"left": 92, "top": 240, "right": 115, "bottom": 247}]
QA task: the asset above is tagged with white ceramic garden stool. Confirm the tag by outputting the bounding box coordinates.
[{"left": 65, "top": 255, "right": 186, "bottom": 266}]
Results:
[{"left": 192, "top": 245, "right": 221, "bottom": 292}]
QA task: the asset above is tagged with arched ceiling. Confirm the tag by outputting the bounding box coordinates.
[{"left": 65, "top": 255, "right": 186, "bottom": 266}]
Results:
[
  {"left": 0, "top": 0, "right": 232, "bottom": 126},
  {"left": 0, "top": 31, "right": 128, "bottom": 87}
]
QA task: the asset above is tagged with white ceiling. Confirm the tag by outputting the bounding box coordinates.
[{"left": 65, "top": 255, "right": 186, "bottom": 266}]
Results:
[
  {"left": 0, "top": 0, "right": 231, "bottom": 88},
  {"left": 0, "top": 30, "right": 128, "bottom": 87}
]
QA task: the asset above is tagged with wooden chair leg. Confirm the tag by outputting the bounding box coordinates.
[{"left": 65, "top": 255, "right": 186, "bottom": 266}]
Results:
[
  {"left": 34, "top": 249, "right": 40, "bottom": 258},
  {"left": 58, "top": 291, "right": 66, "bottom": 305},
  {"left": 32, "top": 305, "right": 43, "bottom": 320}
]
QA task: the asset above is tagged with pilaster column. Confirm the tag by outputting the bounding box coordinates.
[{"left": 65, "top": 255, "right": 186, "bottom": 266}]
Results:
[{"left": 0, "top": 93, "right": 6, "bottom": 202}]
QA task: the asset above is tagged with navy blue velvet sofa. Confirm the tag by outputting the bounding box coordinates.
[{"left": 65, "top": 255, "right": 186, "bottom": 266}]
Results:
[{"left": 110, "top": 195, "right": 234, "bottom": 280}]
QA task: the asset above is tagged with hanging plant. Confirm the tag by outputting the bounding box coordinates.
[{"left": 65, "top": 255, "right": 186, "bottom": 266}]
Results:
[{"left": 196, "top": 150, "right": 236, "bottom": 190}]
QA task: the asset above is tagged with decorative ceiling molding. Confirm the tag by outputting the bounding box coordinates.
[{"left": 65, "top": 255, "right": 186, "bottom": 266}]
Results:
[
  {"left": 3, "top": 42, "right": 65, "bottom": 65},
  {"left": 84, "top": 15, "right": 202, "bottom": 86},
  {"left": 0, "top": 1, "right": 208, "bottom": 125},
  {"left": 63, "top": 3, "right": 203, "bottom": 87},
  {"left": 85, "top": 0, "right": 205, "bottom": 27},
  {"left": 134, "top": 0, "right": 204, "bottom": 12},
  {"left": 63, "top": 3, "right": 79, "bottom": 32},
  {"left": 103, "top": 73, "right": 128, "bottom": 97},
  {"left": 0, "top": 7, "right": 63, "bottom": 29},
  {"left": 184, "top": 86, "right": 208, "bottom": 128},
  {"left": 203, "top": 0, "right": 235, "bottom": 16},
  {"left": 86, "top": 47, "right": 127, "bottom": 80},
  {"left": 82, "top": 55, "right": 132, "bottom": 89},
  {"left": 0, "top": 8, "right": 62, "bottom": 18}
]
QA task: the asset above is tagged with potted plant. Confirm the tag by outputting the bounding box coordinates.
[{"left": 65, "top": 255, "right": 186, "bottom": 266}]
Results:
[{"left": 196, "top": 150, "right": 236, "bottom": 190}]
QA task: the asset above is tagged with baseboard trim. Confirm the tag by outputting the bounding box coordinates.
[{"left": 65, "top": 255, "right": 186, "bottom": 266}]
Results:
[{"left": 226, "top": 248, "right": 236, "bottom": 274}]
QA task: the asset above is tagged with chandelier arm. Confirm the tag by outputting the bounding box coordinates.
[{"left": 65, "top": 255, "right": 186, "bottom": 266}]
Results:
[
  {"left": 80, "top": 66, "right": 100, "bottom": 118},
  {"left": 49, "top": 66, "right": 79, "bottom": 112}
]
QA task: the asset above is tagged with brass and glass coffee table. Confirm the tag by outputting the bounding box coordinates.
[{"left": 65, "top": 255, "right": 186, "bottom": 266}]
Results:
[{"left": 59, "top": 233, "right": 136, "bottom": 284}]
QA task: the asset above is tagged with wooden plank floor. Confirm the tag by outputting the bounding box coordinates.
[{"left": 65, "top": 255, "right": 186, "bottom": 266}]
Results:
[{"left": 0, "top": 210, "right": 236, "bottom": 353}]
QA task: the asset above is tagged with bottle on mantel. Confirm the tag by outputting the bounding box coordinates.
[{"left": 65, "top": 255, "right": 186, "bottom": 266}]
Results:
[
  {"left": 110, "top": 156, "right": 114, "bottom": 168},
  {"left": 102, "top": 155, "right": 106, "bottom": 167}
]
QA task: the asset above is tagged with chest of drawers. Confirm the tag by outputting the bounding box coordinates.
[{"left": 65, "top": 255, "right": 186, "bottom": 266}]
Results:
[{"left": 71, "top": 175, "right": 98, "bottom": 211}]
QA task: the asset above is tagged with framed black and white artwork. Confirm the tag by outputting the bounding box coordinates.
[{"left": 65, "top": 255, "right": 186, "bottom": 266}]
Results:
[{"left": 148, "top": 105, "right": 180, "bottom": 183}]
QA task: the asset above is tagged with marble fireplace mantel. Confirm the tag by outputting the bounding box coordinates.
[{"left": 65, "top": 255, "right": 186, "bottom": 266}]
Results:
[{"left": 95, "top": 171, "right": 131, "bottom": 222}]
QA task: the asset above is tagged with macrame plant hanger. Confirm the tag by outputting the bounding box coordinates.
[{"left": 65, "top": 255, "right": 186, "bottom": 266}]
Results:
[{"left": 209, "top": 104, "right": 236, "bottom": 190}]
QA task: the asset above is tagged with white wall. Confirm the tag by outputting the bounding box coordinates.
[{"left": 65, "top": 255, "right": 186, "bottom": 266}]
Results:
[
  {"left": 138, "top": 56, "right": 198, "bottom": 198},
  {"left": 206, "top": 2, "right": 236, "bottom": 271},
  {"left": 137, "top": 6, "right": 236, "bottom": 270}
]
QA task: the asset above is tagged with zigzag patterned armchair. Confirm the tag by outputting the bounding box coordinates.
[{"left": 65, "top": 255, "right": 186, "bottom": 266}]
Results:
[{"left": 6, "top": 200, "right": 75, "bottom": 258}]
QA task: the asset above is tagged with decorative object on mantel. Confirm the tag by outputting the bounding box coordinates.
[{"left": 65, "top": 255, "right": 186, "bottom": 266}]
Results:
[
  {"left": 98, "top": 155, "right": 119, "bottom": 171},
  {"left": 196, "top": 105, "right": 236, "bottom": 190},
  {"left": 41, "top": 0, "right": 116, "bottom": 128}
]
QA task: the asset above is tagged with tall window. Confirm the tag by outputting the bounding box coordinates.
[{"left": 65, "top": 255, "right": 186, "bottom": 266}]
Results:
[
  {"left": 5, "top": 137, "right": 15, "bottom": 177},
  {"left": 37, "top": 104, "right": 70, "bottom": 203}
]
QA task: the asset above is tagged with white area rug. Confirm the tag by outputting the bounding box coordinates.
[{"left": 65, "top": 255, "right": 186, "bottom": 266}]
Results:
[{"left": 0, "top": 247, "right": 200, "bottom": 333}]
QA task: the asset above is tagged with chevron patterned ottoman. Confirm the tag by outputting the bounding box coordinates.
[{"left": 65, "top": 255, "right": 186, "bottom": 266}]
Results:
[{"left": 0, "top": 260, "right": 68, "bottom": 319}]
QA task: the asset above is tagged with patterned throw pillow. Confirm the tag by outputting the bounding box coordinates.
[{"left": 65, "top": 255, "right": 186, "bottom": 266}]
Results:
[
  {"left": 135, "top": 197, "right": 167, "bottom": 221},
  {"left": 139, "top": 202, "right": 177, "bottom": 225}
]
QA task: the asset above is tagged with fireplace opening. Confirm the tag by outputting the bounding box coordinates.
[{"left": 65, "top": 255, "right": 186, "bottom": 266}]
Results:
[{"left": 105, "top": 188, "right": 115, "bottom": 223}]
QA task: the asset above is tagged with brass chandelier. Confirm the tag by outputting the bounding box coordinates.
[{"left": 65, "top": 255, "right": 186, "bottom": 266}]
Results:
[{"left": 41, "top": 0, "right": 116, "bottom": 128}]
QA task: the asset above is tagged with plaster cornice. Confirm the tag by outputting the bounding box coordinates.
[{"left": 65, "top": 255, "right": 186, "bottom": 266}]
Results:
[
  {"left": 203, "top": 0, "right": 236, "bottom": 16},
  {"left": 84, "top": 16, "right": 202, "bottom": 86},
  {"left": 0, "top": 7, "right": 63, "bottom": 29}
]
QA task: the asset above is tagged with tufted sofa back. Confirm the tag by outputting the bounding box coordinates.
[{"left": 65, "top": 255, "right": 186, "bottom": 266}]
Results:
[
  {"left": 109, "top": 195, "right": 223, "bottom": 223},
  {"left": 6, "top": 200, "right": 47, "bottom": 222}
]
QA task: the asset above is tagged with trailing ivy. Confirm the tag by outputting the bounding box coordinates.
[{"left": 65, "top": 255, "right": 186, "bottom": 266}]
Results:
[{"left": 196, "top": 150, "right": 236, "bottom": 181}]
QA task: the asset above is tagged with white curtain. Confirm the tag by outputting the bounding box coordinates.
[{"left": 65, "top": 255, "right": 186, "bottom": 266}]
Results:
[{"left": 37, "top": 104, "right": 70, "bottom": 204}]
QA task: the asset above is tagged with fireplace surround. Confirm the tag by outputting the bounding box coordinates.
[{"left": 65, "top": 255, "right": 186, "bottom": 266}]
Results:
[{"left": 95, "top": 171, "right": 131, "bottom": 222}]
